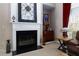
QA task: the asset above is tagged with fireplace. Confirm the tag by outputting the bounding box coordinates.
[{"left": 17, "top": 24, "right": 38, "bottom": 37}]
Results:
[
  {"left": 16, "top": 30, "right": 37, "bottom": 54},
  {"left": 12, "top": 23, "right": 42, "bottom": 55}
]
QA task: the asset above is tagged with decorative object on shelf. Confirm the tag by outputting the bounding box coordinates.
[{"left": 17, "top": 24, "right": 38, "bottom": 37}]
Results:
[
  {"left": 6, "top": 40, "right": 11, "bottom": 53},
  {"left": 61, "top": 27, "right": 69, "bottom": 38},
  {"left": 61, "top": 27, "right": 69, "bottom": 32},
  {"left": 18, "top": 3, "right": 37, "bottom": 22},
  {"left": 12, "top": 16, "right": 15, "bottom": 22},
  {"left": 43, "top": 14, "right": 49, "bottom": 31},
  {"left": 43, "top": 14, "right": 49, "bottom": 25}
]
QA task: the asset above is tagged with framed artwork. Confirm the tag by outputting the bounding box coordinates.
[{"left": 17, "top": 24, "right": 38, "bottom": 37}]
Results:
[
  {"left": 43, "top": 14, "right": 49, "bottom": 24},
  {"left": 18, "top": 3, "right": 37, "bottom": 22},
  {"left": 43, "top": 14, "right": 49, "bottom": 31}
]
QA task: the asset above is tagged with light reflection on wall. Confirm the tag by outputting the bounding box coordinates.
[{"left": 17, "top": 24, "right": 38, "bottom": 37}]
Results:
[
  {"left": 68, "top": 4, "right": 79, "bottom": 31},
  {"left": 68, "top": 4, "right": 79, "bottom": 39}
]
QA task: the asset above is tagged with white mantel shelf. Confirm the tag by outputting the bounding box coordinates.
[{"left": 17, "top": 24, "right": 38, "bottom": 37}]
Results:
[
  {"left": 12, "top": 22, "right": 41, "bottom": 51},
  {"left": 11, "top": 21, "right": 41, "bottom": 25}
]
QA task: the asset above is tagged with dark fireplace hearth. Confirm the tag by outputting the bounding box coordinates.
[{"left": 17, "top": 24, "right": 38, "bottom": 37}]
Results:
[{"left": 16, "top": 30, "right": 37, "bottom": 54}]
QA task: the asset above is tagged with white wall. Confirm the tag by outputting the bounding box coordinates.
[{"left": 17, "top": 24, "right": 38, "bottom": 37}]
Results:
[
  {"left": 49, "top": 3, "right": 63, "bottom": 38},
  {"left": 50, "top": 8, "right": 55, "bottom": 31},
  {"left": 54, "top": 3, "right": 63, "bottom": 37},
  {"left": 0, "top": 3, "right": 11, "bottom": 50}
]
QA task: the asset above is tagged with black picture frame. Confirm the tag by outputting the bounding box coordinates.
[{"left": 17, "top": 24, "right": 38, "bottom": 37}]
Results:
[{"left": 18, "top": 3, "right": 37, "bottom": 22}]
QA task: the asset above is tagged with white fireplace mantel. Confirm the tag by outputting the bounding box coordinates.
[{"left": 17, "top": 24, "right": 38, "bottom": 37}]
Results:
[{"left": 12, "top": 22, "right": 41, "bottom": 51}]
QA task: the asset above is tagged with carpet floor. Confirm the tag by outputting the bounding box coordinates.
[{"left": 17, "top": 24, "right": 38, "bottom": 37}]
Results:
[{"left": 0, "top": 41, "right": 68, "bottom": 56}]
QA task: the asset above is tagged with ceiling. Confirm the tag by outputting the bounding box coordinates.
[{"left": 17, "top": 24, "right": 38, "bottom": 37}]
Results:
[{"left": 43, "top": 3, "right": 55, "bottom": 13}]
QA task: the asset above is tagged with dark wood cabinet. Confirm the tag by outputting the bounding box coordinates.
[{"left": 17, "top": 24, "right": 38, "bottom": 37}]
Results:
[
  {"left": 43, "top": 31, "right": 54, "bottom": 45},
  {"left": 43, "top": 13, "right": 54, "bottom": 45}
]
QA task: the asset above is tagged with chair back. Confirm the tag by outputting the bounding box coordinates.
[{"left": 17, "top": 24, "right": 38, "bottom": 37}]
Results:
[
  {"left": 63, "top": 32, "right": 68, "bottom": 38},
  {"left": 76, "top": 31, "right": 79, "bottom": 41}
]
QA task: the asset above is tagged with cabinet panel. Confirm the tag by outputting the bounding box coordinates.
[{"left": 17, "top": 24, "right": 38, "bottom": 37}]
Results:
[{"left": 43, "top": 31, "right": 54, "bottom": 45}]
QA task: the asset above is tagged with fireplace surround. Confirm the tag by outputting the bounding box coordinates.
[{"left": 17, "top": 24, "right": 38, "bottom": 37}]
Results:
[{"left": 12, "top": 23, "right": 42, "bottom": 55}]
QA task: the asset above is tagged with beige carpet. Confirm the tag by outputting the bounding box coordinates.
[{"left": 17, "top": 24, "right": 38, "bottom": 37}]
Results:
[
  {"left": 0, "top": 41, "right": 68, "bottom": 56},
  {"left": 16, "top": 41, "right": 68, "bottom": 56}
]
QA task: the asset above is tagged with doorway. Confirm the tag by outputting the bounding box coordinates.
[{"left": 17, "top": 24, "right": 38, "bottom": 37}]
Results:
[{"left": 43, "top": 3, "right": 55, "bottom": 45}]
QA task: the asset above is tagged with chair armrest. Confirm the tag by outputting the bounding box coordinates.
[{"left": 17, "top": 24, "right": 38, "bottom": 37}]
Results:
[{"left": 67, "top": 40, "right": 79, "bottom": 46}]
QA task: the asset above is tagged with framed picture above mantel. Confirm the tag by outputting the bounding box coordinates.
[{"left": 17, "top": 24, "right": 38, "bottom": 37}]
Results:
[{"left": 18, "top": 3, "right": 37, "bottom": 22}]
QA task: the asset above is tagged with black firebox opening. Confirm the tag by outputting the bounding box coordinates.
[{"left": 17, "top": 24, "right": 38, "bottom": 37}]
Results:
[{"left": 16, "top": 30, "right": 37, "bottom": 54}]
